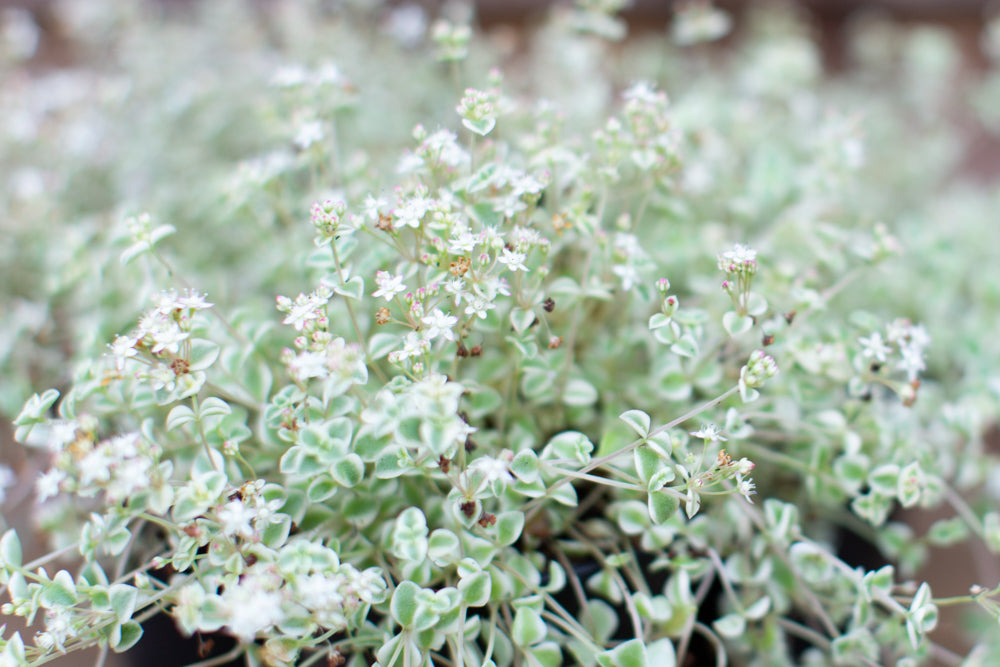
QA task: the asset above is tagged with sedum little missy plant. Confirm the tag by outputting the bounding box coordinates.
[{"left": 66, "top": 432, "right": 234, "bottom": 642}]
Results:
[{"left": 3, "top": 1, "right": 1000, "bottom": 666}]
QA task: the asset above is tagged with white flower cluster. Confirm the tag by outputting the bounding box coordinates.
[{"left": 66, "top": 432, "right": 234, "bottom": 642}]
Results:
[
  {"left": 215, "top": 480, "right": 284, "bottom": 540},
  {"left": 276, "top": 286, "right": 332, "bottom": 333},
  {"left": 108, "top": 289, "right": 213, "bottom": 373},
  {"left": 36, "top": 430, "right": 159, "bottom": 504},
  {"left": 859, "top": 318, "right": 930, "bottom": 383},
  {"left": 717, "top": 243, "right": 758, "bottom": 277},
  {"left": 174, "top": 541, "right": 385, "bottom": 643}
]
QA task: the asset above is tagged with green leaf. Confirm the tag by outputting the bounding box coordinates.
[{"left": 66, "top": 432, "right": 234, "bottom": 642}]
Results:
[
  {"left": 13, "top": 388, "right": 59, "bottom": 436},
  {"left": 633, "top": 445, "right": 664, "bottom": 485},
  {"left": 746, "top": 292, "right": 768, "bottom": 316},
  {"left": 510, "top": 307, "right": 536, "bottom": 334},
  {"left": 867, "top": 464, "right": 900, "bottom": 496},
  {"left": 670, "top": 333, "right": 699, "bottom": 359},
  {"left": 744, "top": 596, "right": 771, "bottom": 620},
  {"left": 620, "top": 410, "right": 651, "bottom": 438},
  {"left": 527, "top": 642, "right": 564, "bottom": 667},
  {"left": 261, "top": 516, "right": 291, "bottom": 549},
  {"left": 0, "top": 530, "right": 23, "bottom": 569},
  {"left": 331, "top": 454, "right": 365, "bottom": 488},
  {"left": 897, "top": 461, "right": 924, "bottom": 508},
  {"left": 334, "top": 275, "right": 365, "bottom": 300},
  {"left": 110, "top": 621, "right": 143, "bottom": 652},
  {"left": 197, "top": 397, "right": 231, "bottom": 429},
  {"left": 108, "top": 584, "right": 138, "bottom": 624},
  {"left": 713, "top": 613, "right": 745, "bottom": 638},
  {"left": 466, "top": 162, "right": 498, "bottom": 192},
  {"left": 41, "top": 570, "right": 78, "bottom": 607},
  {"left": 647, "top": 467, "right": 676, "bottom": 493},
  {"left": 307, "top": 475, "right": 338, "bottom": 502},
  {"left": 648, "top": 491, "right": 680, "bottom": 525},
  {"left": 165, "top": 405, "right": 196, "bottom": 431},
  {"left": 723, "top": 311, "right": 754, "bottom": 336},
  {"left": 188, "top": 340, "right": 221, "bottom": 372},
  {"left": 511, "top": 450, "right": 540, "bottom": 483},
  {"left": 658, "top": 372, "right": 692, "bottom": 401},
  {"left": 511, "top": 606, "right": 546, "bottom": 646},
  {"left": 428, "top": 530, "right": 461, "bottom": 566},
  {"left": 494, "top": 511, "right": 524, "bottom": 547},
  {"left": 243, "top": 361, "right": 273, "bottom": 403},
  {"left": 598, "top": 638, "right": 648, "bottom": 667},
  {"left": 520, "top": 366, "right": 556, "bottom": 399},
  {"left": 646, "top": 639, "right": 676, "bottom": 667},
  {"left": 648, "top": 313, "right": 673, "bottom": 332},
  {"left": 927, "top": 518, "right": 969, "bottom": 546},
  {"left": 460, "top": 571, "right": 492, "bottom": 607},
  {"left": 562, "top": 378, "right": 598, "bottom": 407},
  {"left": 120, "top": 241, "right": 151, "bottom": 266},
  {"left": 614, "top": 501, "right": 650, "bottom": 536},
  {"left": 390, "top": 581, "right": 420, "bottom": 628},
  {"left": 544, "top": 431, "right": 594, "bottom": 465},
  {"left": 852, "top": 492, "right": 892, "bottom": 527},
  {"left": 462, "top": 117, "right": 496, "bottom": 136}
]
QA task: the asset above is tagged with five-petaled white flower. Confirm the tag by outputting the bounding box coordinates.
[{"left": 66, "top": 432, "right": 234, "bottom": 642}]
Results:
[
  {"left": 372, "top": 271, "right": 407, "bottom": 302},
  {"left": 858, "top": 332, "right": 892, "bottom": 364},
  {"left": 690, "top": 423, "right": 727, "bottom": 442},
  {"left": 421, "top": 308, "right": 458, "bottom": 341},
  {"left": 498, "top": 248, "right": 528, "bottom": 272}
]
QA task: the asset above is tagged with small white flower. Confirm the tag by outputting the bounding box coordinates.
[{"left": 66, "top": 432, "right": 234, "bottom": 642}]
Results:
[
  {"left": 294, "top": 120, "right": 325, "bottom": 149},
  {"left": 448, "top": 231, "right": 479, "bottom": 254},
  {"left": 372, "top": 271, "right": 407, "bottom": 301},
  {"left": 444, "top": 277, "right": 466, "bottom": 304},
  {"left": 498, "top": 248, "right": 528, "bottom": 272},
  {"left": 468, "top": 454, "right": 513, "bottom": 485},
  {"left": 218, "top": 499, "right": 257, "bottom": 539},
  {"left": 175, "top": 289, "right": 213, "bottom": 310},
  {"left": 35, "top": 468, "right": 66, "bottom": 502},
  {"left": 613, "top": 263, "right": 640, "bottom": 291},
  {"left": 858, "top": 332, "right": 892, "bottom": 364},
  {"left": 464, "top": 296, "right": 495, "bottom": 319},
  {"left": 897, "top": 345, "right": 927, "bottom": 382},
  {"left": 288, "top": 350, "right": 329, "bottom": 383},
  {"left": 282, "top": 294, "right": 325, "bottom": 332},
  {"left": 690, "top": 424, "right": 727, "bottom": 442},
  {"left": 362, "top": 194, "right": 387, "bottom": 221},
  {"left": 109, "top": 334, "right": 139, "bottom": 371},
  {"left": 395, "top": 196, "right": 431, "bottom": 228},
  {"left": 78, "top": 449, "right": 112, "bottom": 486},
  {"left": 221, "top": 573, "right": 285, "bottom": 642},
  {"left": 421, "top": 308, "right": 458, "bottom": 341},
  {"left": 717, "top": 243, "right": 759, "bottom": 283},
  {"left": 151, "top": 290, "right": 179, "bottom": 315},
  {"left": 149, "top": 321, "right": 189, "bottom": 355},
  {"left": 148, "top": 363, "right": 177, "bottom": 391}
]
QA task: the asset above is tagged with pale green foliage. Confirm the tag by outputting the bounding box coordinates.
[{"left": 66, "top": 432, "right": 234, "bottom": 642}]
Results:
[{"left": 2, "top": 1, "right": 1000, "bottom": 666}]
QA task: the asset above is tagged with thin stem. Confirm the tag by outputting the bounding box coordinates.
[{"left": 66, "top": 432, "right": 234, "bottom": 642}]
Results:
[
  {"left": 330, "top": 242, "right": 388, "bottom": 383},
  {"left": 523, "top": 385, "right": 739, "bottom": 521},
  {"left": 22, "top": 541, "right": 81, "bottom": 571},
  {"left": 541, "top": 465, "right": 642, "bottom": 492},
  {"left": 693, "top": 622, "right": 727, "bottom": 667},
  {"left": 775, "top": 617, "right": 831, "bottom": 650},
  {"left": 677, "top": 567, "right": 716, "bottom": 667}
]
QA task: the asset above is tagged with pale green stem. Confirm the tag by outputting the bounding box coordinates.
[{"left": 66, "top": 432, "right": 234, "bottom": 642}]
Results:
[{"left": 330, "top": 241, "right": 388, "bottom": 383}]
